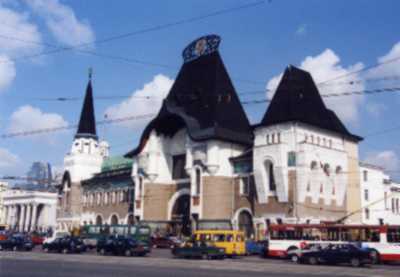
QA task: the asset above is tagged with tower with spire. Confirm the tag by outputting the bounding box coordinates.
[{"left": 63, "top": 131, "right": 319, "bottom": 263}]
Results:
[{"left": 58, "top": 70, "right": 109, "bottom": 231}]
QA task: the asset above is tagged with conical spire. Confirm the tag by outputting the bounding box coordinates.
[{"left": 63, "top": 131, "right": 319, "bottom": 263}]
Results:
[{"left": 75, "top": 69, "right": 97, "bottom": 140}]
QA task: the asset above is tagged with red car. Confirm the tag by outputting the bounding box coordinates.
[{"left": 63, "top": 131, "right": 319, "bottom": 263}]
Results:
[
  {"left": 151, "top": 237, "right": 178, "bottom": 249},
  {"left": 30, "top": 234, "right": 45, "bottom": 245}
]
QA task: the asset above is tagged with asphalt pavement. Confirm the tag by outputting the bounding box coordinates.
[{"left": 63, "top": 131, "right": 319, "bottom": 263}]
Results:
[{"left": 0, "top": 248, "right": 399, "bottom": 277}]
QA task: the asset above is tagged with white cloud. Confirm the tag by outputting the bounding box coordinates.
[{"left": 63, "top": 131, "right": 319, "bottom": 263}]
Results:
[
  {"left": 0, "top": 147, "right": 19, "bottom": 168},
  {"left": 104, "top": 74, "right": 174, "bottom": 129},
  {"left": 24, "top": 0, "right": 95, "bottom": 46},
  {"left": 0, "top": 4, "right": 43, "bottom": 55},
  {"left": 365, "top": 150, "right": 400, "bottom": 173},
  {"left": 368, "top": 41, "right": 400, "bottom": 77},
  {"left": 296, "top": 24, "right": 307, "bottom": 36},
  {"left": 7, "top": 105, "right": 68, "bottom": 140},
  {"left": 0, "top": 54, "right": 16, "bottom": 92},
  {"left": 266, "top": 49, "right": 365, "bottom": 123}
]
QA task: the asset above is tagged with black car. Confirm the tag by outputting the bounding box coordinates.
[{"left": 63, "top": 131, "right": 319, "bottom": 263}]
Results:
[
  {"left": 296, "top": 243, "right": 372, "bottom": 267},
  {"left": 0, "top": 235, "right": 34, "bottom": 251},
  {"left": 172, "top": 241, "right": 225, "bottom": 260},
  {"left": 42, "top": 236, "right": 86, "bottom": 254},
  {"left": 97, "top": 236, "right": 150, "bottom": 257}
]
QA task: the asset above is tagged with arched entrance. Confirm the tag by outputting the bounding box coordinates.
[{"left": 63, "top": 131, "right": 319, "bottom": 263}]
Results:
[
  {"left": 238, "top": 210, "right": 254, "bottom": 239},
  {"left": 110, "top": 214, "right": 119, "bottom": 225},
  {"left": 171, "top": 194, "right": 191, "bottom": 236},
  {"left": 96, "top": 215, "right": 103, "bottom": 225}
]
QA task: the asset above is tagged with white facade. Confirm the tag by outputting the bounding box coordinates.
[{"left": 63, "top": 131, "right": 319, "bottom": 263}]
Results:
[
  {"left": 359, "top": 163, "right": 400, "bottom": 225},
  {"left": 131, "top": 129, "right": 245, "bottom": 220},
  {"left": 253, "top": 122, "right": 348, "bottom": 209},
  {"left": 63, "top": 137, "right": 109, "bottom": 184},
  {"left": 2, "top": 188, "right": 58, "bottom": 232},
  {"left": 0, "top": 181, "right": 9, "bottom": 224}
]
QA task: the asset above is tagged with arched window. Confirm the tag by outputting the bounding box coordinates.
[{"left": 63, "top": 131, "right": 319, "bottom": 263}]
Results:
[
  {"left": 323, "top": 163, "right": 330, "bottom": 176},
  {"left": 195, "top": 168, "right": 201, "bottom": 195},
  {"left": 264, "top": 160, "right": 276, "bottom": 191},
  {"left": 266, "top": 135, "right": 270, "bottom": 144},
  {"left": 271, "top": 134, "right": 275, "bottom": 144},
  {"left": 277, "top": 133, "right": 281, "bottom": 143},
  {"left": 311, "top": 135, "right": 314, "bottom": 144}
]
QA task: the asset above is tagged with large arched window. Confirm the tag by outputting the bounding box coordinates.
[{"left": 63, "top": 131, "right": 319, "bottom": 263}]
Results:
[
  {"left": 264, "top": 160, "right": 276, "bottom": 191},
  {"left": 138, "top": 176, "right": 143, "bottom": 197}
]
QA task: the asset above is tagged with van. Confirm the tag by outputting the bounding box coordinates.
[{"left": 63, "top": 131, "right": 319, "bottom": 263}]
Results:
[{"left": 193, "top": 230, "right": 246, "bottom": 256}]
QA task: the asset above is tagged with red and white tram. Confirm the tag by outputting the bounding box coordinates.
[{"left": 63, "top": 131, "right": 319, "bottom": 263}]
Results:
[{"left": 266, "top": 224, "right": 400, "bottom": 263}]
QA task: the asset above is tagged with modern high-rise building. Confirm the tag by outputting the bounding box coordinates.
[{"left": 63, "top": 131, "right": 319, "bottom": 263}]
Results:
[{"left": 27, "top": 162, "right": 53, "bottom": 185}]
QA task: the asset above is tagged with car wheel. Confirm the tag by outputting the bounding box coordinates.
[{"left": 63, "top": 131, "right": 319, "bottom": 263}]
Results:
[
  {"left": 350, "top": 258, "right": 361, "bottom": 267},
  {"left": 308, "top": 257, "right": 318, "bottom": 265},
  {"left": 99, "top": 248, "right": 106, "bottom": 256},
  {"left": 125, "top": 249, "right": 132, "bottom": 257},
  {"left": 0, "top": 245, "right": 3, "bottom": 251},
  {"left": 152, "top": 244, "right": 157, "bottom": 249},
  {"left": 62, "top": 248, "right": 69, "bottom": 254},
  {"left": 43, "top": 247, "right": 49, "bottom": 253},
  {"left": 202, "top": 253, "right": 209, "bottom": 260},
  {"left": 291, "top": 255, "right": 300, "bottom": 264},
  {"left": 13, "top": 246, "right": 18, "bottom": 252},
  {"left": 370, "top": 250, "right": 380, "bottom": 264}
]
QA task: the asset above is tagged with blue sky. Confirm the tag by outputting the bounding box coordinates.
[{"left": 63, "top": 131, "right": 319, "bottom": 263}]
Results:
[{"left": 0, "top": 0, "right": 399, "bottom": 179}]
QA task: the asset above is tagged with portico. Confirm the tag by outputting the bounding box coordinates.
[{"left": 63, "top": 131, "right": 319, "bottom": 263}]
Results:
[{"left": 3, "top": 189, "right": 58, "bottom": 232}]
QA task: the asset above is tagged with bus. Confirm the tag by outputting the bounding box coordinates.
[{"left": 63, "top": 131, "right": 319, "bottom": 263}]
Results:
[
  {"left": 193, "top": 230, "right": 246, "bottom": 256},
  {"left": 80, "top": 224, "right": 151, "bottom": 248},
  {"left": 266, "top": 224, "right": 400, "bottom": 263}
]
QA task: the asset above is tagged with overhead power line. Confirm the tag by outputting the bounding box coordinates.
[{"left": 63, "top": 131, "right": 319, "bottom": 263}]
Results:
[{"left": 0, "top": 1, "right": 266, "bottom": 65}]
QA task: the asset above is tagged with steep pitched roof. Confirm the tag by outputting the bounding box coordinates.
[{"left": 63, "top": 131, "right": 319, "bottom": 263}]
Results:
[
  {"left": 258, "top": 66, "right": 362, "bottom": 142},
  {"left": 125, "top": 35, "right": 253, "bottom": 157},
  {"left": 75, "top": 80, "right": 98, "bottom": 140}
]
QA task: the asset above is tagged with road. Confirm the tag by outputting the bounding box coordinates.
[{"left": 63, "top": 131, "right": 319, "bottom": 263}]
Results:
[{"left": 1, "top": 249, "right": 399, "bottom": 277}]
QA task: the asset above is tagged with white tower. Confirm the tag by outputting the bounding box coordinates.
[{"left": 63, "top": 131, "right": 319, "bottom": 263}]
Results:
[{"left": 58, "top": 70, "right": 108, "bottom": 230}]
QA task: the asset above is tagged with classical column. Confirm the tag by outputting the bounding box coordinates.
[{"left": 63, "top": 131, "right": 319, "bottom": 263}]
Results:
[
  {"left": 19, "top": 204, "right": 26, "bottom": 232},
  {"left": 31, "top": 204, "right": 38, "bottom": 231},
  {"left": 11, "top": 205, "right": 17, "bottom": 229},
  {"left": 25, "top": 204, "right": 32, "bottom": 232}
]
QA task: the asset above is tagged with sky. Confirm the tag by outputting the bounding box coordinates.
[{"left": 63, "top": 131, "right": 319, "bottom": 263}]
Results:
[{"left": 0, "top": 0, "right": 400, "bottom": 180}]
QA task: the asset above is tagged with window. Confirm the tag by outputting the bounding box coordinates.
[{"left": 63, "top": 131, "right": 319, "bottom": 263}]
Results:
[
  {"left": 138, "top": 177, "right": 143, "bottom": 197},
  {"left": 365, "top": 208, "right": 370, "bottom": 220},
  {"left": 328, "top": 140, "right": 332, "bottom": 148},
  {"left": 287, "top": 152, "right": 296, "bottom": 167},
  {"left": 265, "top": 161, "right": 276, "bottom": 191},
  {"left": 277, "top": 133, "right": 281, "bottom": 143},
  {"left": 384, "top": 192, "right": 388, "bottom": 209},
  {"left": 311, "top": 135, "right": 314, "bottom": 144},
  {"left": 266, "top": 135, "right": 270, "bottom": 144},
  {"left": 172, "top": 154, "right": 188, "bottom": 179},
  {"left": 363, "top": 170, "right": 368, "bottom": 181},
  {"left": 195, "top": 168, "right": 201, "bottom": 195},
  {"left": 240, "top": 176, "right": 250, "bottom": 196},
  {"left": 271, "top": 134, "right": 275, "bottom": 144},
  {"left": 392, "top": 198, "right": 396, "bottom": 213},
  {"left": 364, "top": 189, "right": 369, "bottom": 201},
  {"left": 397, "top": 199, "right": 399, "bottom": 214},
  {"left": 323, "top": 138, "right": 326, "bottom": 146}
]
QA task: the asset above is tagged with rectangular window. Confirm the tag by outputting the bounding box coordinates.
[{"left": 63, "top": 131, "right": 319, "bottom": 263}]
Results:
[
  {"left": 397, "top": 199, "right": 399, "bottom": 214},
  {"left": 392, "top": 198, "right": 396, "bottom": 213},
  {"left": 364, "top": 189, "right": 369, "bottom": 201},
  {"left": 240, "top": 176, "right": 250, "bottom": 196},
  {"left": 172, "top": 154, "right": 188, "bottom": 180},
  {"left": 365, "top": 208, "right": 370, "bottom": 220},
  {"left": 384, "top": 192, "right": 388, "bottom": 209},
  {"left": 363, "top": 170, "right": 368, "bottom": 181},
  {"left": 287, "top": 152, "right": 296, "bottom": 167}
]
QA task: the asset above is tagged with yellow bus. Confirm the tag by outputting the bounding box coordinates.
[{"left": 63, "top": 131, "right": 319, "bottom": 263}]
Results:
[{"left": 193, "top": 230, "right": 246, "bottom": 256}]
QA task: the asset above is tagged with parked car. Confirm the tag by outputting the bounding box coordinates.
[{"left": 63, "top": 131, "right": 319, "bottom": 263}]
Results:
[
  {"left": 97, "top": 236, "right": 150, "bottom": 257},
  {"left": 246, "top": 240, "right": 269, "bottom": 255},
  {"left": 42, "top": 236, "right": 86, "bottom": 254},
  {"left": 172, "top": 241, "right": 225, "bottom": 260},
  {"left": 151, "top": 236, "right": 179, "bottom": 249},
  {"left": 30, "top": 232, "right": 46, "bottom": 245},
  {"left": 0, "top": 235, "right": 34, "bottom": 251},
  {"left": 293, "top": 243, "right": 372, "bottom": 267}
]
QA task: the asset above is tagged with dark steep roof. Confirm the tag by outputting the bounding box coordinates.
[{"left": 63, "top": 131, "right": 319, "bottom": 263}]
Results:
[
  {"left": 125, "top": 35, "right": 253, "bottom": 157},
  {"left": 75, "top": 80, "right": 98, "bottom": 140},
  {"left": 258, "top": 66, "right": 362, "bottom": 142}
]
